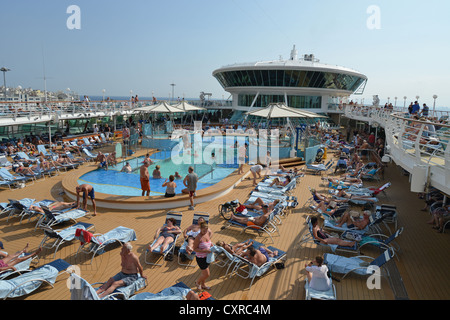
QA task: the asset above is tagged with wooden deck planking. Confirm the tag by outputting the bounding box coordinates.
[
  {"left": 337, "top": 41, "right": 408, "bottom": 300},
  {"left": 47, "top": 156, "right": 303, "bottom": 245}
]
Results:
[{"left": 1, "top": 146, "right": 450, "bottom": 300}]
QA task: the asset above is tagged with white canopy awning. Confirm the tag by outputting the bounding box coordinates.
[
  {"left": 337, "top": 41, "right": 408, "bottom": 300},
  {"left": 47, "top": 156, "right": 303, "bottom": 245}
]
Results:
[
  {"left": 134, "top": 101, "right": 184, "bottom": 113},
  {"left": 175, "top": 101, "right": 206, "bottom": 112},
  {"left": 246, "top": 102, "right": 326, "bottom": 119}
]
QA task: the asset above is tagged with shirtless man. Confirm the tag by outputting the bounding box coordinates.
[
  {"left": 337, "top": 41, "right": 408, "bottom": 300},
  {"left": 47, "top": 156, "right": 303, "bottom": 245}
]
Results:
[
  {"left": 230, "top": 205, "right": 272, "bottom": 228},
  {"left": 140, "top": 160, "right": 150, "bottom": 196},
  {"left": 97, "top": 152, "right": 108, "bottom": 170},
  {"left": 76, "top": 184, "right": 97, "bottom": 216},
  {"left": 243, "top": 245, "right": 278, "bottom": 267},
  {"left": 96, "top": 243, "right": 146, "bottom": 299}
]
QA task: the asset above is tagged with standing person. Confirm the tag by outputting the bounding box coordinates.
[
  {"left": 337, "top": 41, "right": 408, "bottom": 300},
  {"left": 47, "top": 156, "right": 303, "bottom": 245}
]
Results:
[
  {"left": 140, "top": 160, "right": 151, "bottom": 196},
  {"left": 182, "top": 166, "right": 198, "bottom": 210},
  {"left": 96, "top": 243, "right": 146, "bottom": 299},
  {"left": 75, "top": 184, "right": 97, "bottom": 216},
  {"left": 238, "top": 143, "right": 247, "bottom": 174},
  {"left": 250, "top": 164, "right": 263, "bottom": 186},
  {"left": 193, "top": 221, "right": 212, "bottom": 291},
  {"left": 421, "top": 103, "right": 429, "bottom": 117},
  {"left": 304, "top": 255, "right": 331, "bottom": 292}
]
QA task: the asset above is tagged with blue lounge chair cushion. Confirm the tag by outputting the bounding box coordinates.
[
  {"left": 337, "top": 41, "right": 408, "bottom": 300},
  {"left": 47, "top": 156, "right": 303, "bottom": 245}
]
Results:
[
  {"left": 93, "top": 226, "right": 137, "bottom": 246},
  {"left": 0, "top": 265, "right": 58, "bottom": 299}
]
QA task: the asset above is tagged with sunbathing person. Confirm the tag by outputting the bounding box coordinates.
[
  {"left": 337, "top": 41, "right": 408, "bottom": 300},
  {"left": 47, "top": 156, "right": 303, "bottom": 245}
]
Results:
[
  {"left": 0, "top": 243, "right": 42, "bottom": 272},
  {"left": 324, "top": 177, "right": 363, "bottom": 188},
  {"left": 216, "top": 239, "right": 254, "bottom": 256},
  {"left": 29, "top": 201, "right": 77, "bottom": 213},
  {"left": 310, "top": 216, "right": 356, "bottom": 247},
  {"left": 230, "top": 205, "right": 272, "bottom": 228},
  {"left": 427, "top": 204, "right": 450, "bottom": 233},
  {"left": 96, "top": 243, "right": 146, "bottom": 299},
  {"left": 242, "top": 245, "right": 279, "bottom": 267},
  {"left": 269, "top": 175, "right": 291, "bottom": 187},
  {"left": 183, "top": 216, "right": 210, "bottom": 255},
  {"left": 334, "top": 186, "right": 377, "bottom": 202},
  {"left": 244, "top": 198, "right": 280, "bottom": 212},
  {"left": 148, "top": 217, "right": 181, "bottom": 253},
  {"left": 311, "top": 200, "right": 344, "bottom": 217},
  {"left": 335, "top": 210, "right": 371, "bottom": 230}
]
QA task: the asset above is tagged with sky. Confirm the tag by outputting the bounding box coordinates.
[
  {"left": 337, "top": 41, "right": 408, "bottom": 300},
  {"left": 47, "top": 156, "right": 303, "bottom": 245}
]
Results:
[{"left": 1, "top": 0, "right": 450, "bottom": 108}]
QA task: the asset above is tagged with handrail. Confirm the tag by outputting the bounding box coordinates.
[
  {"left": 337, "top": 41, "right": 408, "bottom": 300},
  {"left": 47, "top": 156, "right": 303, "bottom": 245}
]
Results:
[{"left": 344, "top": 104, "right": 450, "bottom": 195}]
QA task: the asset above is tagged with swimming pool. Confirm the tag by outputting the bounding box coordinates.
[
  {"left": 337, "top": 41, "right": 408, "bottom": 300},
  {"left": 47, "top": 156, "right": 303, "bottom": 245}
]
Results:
[{"left": 77, "top": 150, "right": 239, "bottom": 196}]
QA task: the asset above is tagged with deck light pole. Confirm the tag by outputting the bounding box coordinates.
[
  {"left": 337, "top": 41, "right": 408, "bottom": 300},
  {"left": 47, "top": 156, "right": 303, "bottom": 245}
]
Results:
[
  {"left": 433, "top": 95, "right": 438, "bottom": 118},
  {"left": 1, "top": 67, "right": 11, "bottom": 102},
  {"left": 170, "top": 83, "right": 176, "bottom": 104}
]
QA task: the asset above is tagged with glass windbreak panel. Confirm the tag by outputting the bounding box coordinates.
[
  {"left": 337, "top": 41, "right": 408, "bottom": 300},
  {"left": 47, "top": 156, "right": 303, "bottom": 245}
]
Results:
[
  {"left": 261, "top": 70, "right": 270, "bottom": 87},
  {"left": 247, "top": 70, "right": 258, "bottom": 86},
  {"left": 255, "top": 70, "right": 264, "bottom": 86},
  {"left": 268, "top": 70, "right": 278, "bottom": 87}
]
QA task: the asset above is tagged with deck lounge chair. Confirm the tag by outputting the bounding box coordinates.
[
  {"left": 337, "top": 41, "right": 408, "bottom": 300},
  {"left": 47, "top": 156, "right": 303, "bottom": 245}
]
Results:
[
  {"left": 298, "top": 216, "right": 359, "bottom": 254},
  {"left": 2, "top": 198, "right": 36, "bottom": 222},
  {"left": 306, "top": 160, "right": 334, "bottom": 175},
  {"left": 35, "top": 205, "right": 88, "bottom": 231},
  {"left": 254, "top": 179, "right": 297, "bottom": 195},
  {"left": 39, "top": 222, "right": 95, "bottom": 258},
  {"left": 342, "top": 227, "right": 404, "bottom": 256},
  {"left": 323, "top": 248, "right": 395, "bottom": 280},
  {"left": 129, "top": 281, "right": 213, "bottom": 300},
  {"left": 177, "top": 212, "right": 209, "bottom": 268},
  {"left": 0, "top": 155, "right": 12, "bottom": 167},
  {"left": 222, "top": 205, "right": 282, "bottom": 243},
  {"left": 228, "top": 239, "right": 287, "bottom": 289},
  {"left": 76, "top": 226, "right": 137, "bottom": 264},
  {"left": 82, "top": 148, "right": 98, "bottom": 161},
  {"left": 37, "top": 145, "right": 52, "bottom": 157},
  {"left": 0, "top": 253, "right": 39, "bottom": 280},
  {"left": 8, "top": 199, "right": 57, "bottom": 224},
  {"left": 323, "top": 211, "right": 388, "bottom": 235},
  {"left": 69, "top": 272, "right": 146, "bottom": 300},
  {"left": 304, "top": 277, "right": 337, "bottom": 300},
  {"left": 145, "top": 212, "right": 183, "bottom": 266},
  {"left": 0, "top": 167, "right": 31, "bottom": 187},
  {"left": 0, "top": 259, "right": 71, "bottom": 299},
  {"left": 361, "top": 167, "right": 381, "bottom": 181},
  {"left": 16, "top": 151, "right": 38, "bottom": 163}
]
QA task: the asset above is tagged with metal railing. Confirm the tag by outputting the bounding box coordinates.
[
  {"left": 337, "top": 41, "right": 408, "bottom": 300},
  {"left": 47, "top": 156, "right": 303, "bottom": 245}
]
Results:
[{"left": 344, "top": 105, "right": 450, "bottom": 195}]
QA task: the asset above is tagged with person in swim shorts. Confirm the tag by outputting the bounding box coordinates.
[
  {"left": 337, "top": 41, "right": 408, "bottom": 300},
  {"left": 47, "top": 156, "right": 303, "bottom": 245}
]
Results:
[
  {"left": 140, "top": 160, "right": 151, "bottom": 196},
  {"left": 96, "top": 243, "right": 146, "bottom": 299},
  {"left": 75, "top": 184, "right": 97, "bottom": 216}
]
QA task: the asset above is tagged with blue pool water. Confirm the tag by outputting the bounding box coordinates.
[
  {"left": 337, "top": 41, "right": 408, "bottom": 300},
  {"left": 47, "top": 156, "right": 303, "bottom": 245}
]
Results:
[{"left": 77, "top": 150, "right": 238, "bottom": 196}]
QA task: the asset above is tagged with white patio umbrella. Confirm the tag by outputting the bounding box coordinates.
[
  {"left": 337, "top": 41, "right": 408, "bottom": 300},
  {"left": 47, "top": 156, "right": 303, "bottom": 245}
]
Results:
[
  {"left": 175, "top": 100, "right": 207, "bottom": 125},
  {"left": 175, "top": 100, "right": 206, "bottom": 112},
  {"left": 134, "top": 101, "right": 184, "bottom": 113},
  {"left": 245, "top": 102, "right": 323, "bottom": 119}
]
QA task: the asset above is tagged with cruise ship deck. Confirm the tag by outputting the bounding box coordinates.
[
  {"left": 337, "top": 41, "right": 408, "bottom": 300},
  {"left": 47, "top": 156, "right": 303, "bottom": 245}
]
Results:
[{"left": 1, "top": 143, "right": 449, "bottom": 301}]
